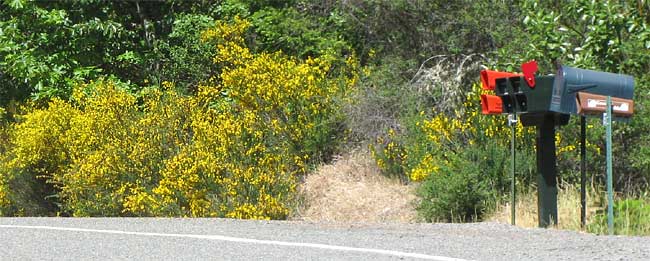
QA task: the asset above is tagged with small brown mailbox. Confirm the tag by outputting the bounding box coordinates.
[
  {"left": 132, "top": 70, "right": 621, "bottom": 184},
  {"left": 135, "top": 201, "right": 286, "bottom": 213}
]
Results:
[{"left": 576, "top": 92, "right": 634, "bottom": 117}]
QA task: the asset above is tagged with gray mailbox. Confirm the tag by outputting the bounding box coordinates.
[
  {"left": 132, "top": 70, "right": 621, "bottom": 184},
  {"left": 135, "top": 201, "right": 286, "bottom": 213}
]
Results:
[{"left": 550, "top": 65, "right": 634, "bottom": 116}]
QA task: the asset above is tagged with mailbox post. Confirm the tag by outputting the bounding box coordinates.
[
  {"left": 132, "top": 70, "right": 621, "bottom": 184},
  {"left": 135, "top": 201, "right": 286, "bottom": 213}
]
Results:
[
  {"left": 536, "top": 114, "right": 558, "bottom": 227},
  {"left": 480, "top": 62, "right": 634, "bottom": 228}
]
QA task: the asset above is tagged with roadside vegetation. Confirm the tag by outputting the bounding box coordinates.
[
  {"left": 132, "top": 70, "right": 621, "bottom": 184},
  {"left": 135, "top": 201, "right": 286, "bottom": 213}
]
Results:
[
  {"left": 489, "top": 185, "right": 650, "bottom": 236},
  {"left": 0, "top": 0, "right": 648, "bottom": 235}
]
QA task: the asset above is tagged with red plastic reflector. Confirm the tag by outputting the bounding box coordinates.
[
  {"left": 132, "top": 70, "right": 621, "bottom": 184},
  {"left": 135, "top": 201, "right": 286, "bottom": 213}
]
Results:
[
  {"left": 481, "top": 94, "right": 503, "bottom": 115},
  {"left": 521, "top": 60, "right": 538, "bottom": 88},
  {"left": 480, "top": 70, "right": 522, "bottom": 90}
]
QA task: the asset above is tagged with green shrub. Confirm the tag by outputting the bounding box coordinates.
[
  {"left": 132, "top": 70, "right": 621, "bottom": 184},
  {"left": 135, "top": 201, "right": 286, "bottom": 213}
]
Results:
[
  {"left": 416, "top": 146, "right": 494, "bottom": 222},
  {"left": 155, "top": 13, "right": 217, "bottom": 94},
  {"left": 251, "top": 6, "right": 351, "bottom": 58}
]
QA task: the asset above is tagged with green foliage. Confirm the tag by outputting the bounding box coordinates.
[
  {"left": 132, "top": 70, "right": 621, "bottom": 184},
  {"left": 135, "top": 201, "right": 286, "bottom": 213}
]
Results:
[
  {"left": 251, "top": 7, "right": 350, "bottom": 58},
  {"left": 588, "top": 198, "right": 650, "bottom": 236},
  {"left": 507, "top": 0, "right": 650, "bottom": 74},
  {"left": 154, "top": 13, "right": 217, "bottom": 93},
  {"left": 501, "top": 0, "right": 650, "bottom": 192},
  {"left": 337, "top": 0, "right": 522, "bottom": 63},
  {"left": 0, "top": 1, "right": 130, "bottom": 101},
  {"left": 0, "top": 0, "right": 219, "bottom": 102},
  {"left": 416, "top": 146, "right": 494, "bottom": 222}
]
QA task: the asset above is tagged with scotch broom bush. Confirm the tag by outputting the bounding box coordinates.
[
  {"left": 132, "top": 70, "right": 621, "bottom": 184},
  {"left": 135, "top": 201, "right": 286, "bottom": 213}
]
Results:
[
  {"left": 0, "top": 17, "right": 358, "bottom": 218},
  {"left": 371, "top": 83, "right": 584, "bottom": 221}
]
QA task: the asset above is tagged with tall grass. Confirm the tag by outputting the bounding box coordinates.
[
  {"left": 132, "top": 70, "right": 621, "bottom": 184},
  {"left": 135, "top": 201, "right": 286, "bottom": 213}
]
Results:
[
  {"left": 588, "top": 196, "right": 650, "bottom": 236},
  {"left": 488, "top": 183, "right": 650, "bottom": 236}
]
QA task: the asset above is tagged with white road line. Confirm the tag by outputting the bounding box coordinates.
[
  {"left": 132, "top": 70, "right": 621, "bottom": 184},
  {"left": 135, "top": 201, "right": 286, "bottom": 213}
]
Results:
[{"left": 1, "top": 224, "right": 469, "bottom": 261}]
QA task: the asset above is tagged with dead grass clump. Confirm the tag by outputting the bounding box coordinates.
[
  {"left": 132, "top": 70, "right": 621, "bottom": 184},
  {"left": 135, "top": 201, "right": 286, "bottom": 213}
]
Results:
[{"left": 294, "top": 150, "right": 417, "bottom": 223}]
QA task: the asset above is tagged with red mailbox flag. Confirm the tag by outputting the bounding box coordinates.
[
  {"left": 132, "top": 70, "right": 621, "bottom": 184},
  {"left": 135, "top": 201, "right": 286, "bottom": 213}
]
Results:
[
  {"left": 480, "top": 70, "right": 522, "bottom": 91},
  {"left": 481, "top": 94, "right": 503, "bottom": 114},
  {"left": 521, "top": 60, "right": 539, "bottom": 88}
]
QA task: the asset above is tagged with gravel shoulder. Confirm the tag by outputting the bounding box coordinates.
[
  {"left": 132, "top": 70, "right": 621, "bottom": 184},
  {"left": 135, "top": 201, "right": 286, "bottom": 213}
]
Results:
[{"left": 0, "top": 218, "right": 648, "bottom": 260}]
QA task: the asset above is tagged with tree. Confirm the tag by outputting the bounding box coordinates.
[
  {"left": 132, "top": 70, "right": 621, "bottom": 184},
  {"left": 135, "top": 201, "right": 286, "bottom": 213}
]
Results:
[
  {"left": 0, "top": 0, "right": 218, "bottom": 104},
  {"left": 509, "top": 0, "right": 650, "bottom": 191}
]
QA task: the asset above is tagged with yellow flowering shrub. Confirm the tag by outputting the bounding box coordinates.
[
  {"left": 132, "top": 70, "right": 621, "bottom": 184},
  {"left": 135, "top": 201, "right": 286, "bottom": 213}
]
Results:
[
  {"left": 407, "top": 85, "right": 519, "bottom": 182},
  {"left": 370, "top": 83, "right": 526, "bottom": 182},
  {"left": 369, "top": 128, "right": 407, "bottom": 181},
  {"left": 0, "top": 118, "right": 9, "bottom": 213},
  {"left": 0, "top": 81, "right": 191, "bottom": 216},
  {"left": 368, "top": 83, "right": 535, "bottom": 221},
  {"left": 58, "top": 83, "right": 192, "bottom": 216},
  {"left": 0, "top": 98, "right": 81, "bottom": 215},
  {"left": 371, "top": 81, "right": 602, "bottom": 221},
  {"left": 0, "top": 17, "right": 357, "bottom": 218},
  {"left": 134, "top": 17, "right": 355, "bottom": 219},
  {"left": 373, "top": 82, "right": 589, "bottom": 183}
]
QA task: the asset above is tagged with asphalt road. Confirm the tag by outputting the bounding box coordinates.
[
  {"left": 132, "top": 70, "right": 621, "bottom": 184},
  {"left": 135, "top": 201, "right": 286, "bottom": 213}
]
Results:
[{"left": 1, "top": 218, "right": 648, "bottom": 260}]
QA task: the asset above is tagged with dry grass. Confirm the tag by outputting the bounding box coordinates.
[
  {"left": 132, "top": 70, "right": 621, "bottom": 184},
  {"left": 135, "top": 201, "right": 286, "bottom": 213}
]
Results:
[
  {"left": 487, "top": 183, "right": 604, "bottom": 231},
  {"left": 293, "top": 150, "right": 417, "bottom": 223}
]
